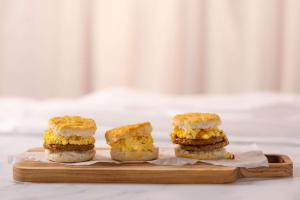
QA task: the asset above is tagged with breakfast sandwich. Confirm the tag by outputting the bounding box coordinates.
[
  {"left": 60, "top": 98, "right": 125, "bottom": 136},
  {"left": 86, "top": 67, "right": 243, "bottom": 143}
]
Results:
[
  {"left": 43, "top": 116, "right": 96, "bottom": 163},
  {"left": 105, "top": 122, "right": 158, "bottom": 161},
  {"left": 170, "top": 113, "right": 234, "bottom": 160}
]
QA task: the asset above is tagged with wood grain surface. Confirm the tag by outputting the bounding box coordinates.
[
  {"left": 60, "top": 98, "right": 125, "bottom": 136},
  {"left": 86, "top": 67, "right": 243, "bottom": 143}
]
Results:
[{"left": 13, "top": 148, "right": 293, "bottom": 184}]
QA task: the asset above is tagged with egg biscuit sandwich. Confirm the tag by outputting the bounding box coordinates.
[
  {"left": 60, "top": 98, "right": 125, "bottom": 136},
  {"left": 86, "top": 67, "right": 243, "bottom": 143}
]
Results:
[
  {"left": 43, "top": 116, "right": 96, "bottom": 162},
  {"left": 105, "top": 122, "right": 158, "bottom": 161},
  {"left": 171, "top": 113, "right": 234, "bottom": 160}
]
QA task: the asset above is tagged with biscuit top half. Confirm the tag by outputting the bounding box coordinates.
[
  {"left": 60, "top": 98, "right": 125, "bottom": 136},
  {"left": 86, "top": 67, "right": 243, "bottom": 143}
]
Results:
[
  {"left": 173, "top": 112, "right": 221, "bottom": 130},
  {"left": 105, "top": 122, "right": 152, "bottom": 143},
  {"left": 48, "top": 116, "right": 97, "bottom": 137}
]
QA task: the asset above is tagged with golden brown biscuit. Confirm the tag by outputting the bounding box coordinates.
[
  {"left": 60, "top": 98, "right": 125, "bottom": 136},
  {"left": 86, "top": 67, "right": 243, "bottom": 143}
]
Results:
[
  {"left": 173, "top": 112, "right": 221, "bottom": 130},
  {"left": 105, "top": 122, "right": 152, "bottom": 144},
  {"left": 44, "top": 115, "right": 97, "bottom": 163},
  {"left": 105, "top": 122, "right": 159, "bottom": 161},
  {"left": 49, "top": 116, "right": 97, "bottom": 137}
]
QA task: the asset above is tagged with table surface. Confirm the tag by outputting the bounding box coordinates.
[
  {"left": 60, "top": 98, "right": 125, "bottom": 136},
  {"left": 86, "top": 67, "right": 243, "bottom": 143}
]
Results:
[{"left": 1, "top": 88, "right": 300, "bottom": 200}]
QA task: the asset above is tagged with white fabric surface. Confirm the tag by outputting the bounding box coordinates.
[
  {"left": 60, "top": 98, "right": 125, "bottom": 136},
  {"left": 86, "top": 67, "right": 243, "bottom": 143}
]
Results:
[{"left": 0, "top": 88, "right": 300, "bottom": 200}]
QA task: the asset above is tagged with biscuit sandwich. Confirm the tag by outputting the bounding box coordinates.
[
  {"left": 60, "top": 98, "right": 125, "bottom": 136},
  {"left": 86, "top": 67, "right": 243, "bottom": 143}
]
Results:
[
  {"left": 43, "top": 116, "right": 96, "bottom": 163},
  {"left": 170, "top": 112, "right": 234, "bottom": 160},
  {"left": 105, "top": 122, "right": 158, "bottom": 161}
]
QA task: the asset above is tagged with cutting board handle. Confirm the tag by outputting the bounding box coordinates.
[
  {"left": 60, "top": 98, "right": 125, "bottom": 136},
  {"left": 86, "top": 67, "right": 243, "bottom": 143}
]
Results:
[{"left": 239, "top": 154, "right": 293, "bottom": 178}]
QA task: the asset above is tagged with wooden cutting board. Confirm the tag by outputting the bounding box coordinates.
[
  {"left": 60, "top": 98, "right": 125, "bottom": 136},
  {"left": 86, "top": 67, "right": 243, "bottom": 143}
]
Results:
[{"left": 13, "top": 147, "right": 293, "bottom": 184}]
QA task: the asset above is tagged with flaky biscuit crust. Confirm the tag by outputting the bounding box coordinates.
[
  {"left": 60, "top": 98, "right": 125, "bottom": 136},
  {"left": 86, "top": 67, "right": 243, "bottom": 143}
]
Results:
[
  {"left": 173, "top": 112, "right": 221, "bottom": 129},
  {"left": 49, "top": 116, "right": 96, "bottom": 131},
  {"left": 105, "top": 122, "right": 152, "bottom": 143}
]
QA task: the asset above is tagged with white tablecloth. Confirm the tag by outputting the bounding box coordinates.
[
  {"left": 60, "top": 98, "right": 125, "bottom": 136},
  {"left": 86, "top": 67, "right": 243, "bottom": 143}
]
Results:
[{"left": 1, "top": 88, "right": 300, "bottom": 200}]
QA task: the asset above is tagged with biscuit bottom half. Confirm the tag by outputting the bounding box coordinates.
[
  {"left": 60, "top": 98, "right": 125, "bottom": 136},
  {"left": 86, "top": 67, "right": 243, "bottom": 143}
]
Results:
[
  {"left": 45, "top": 149, "right": 95, "bottom": 163},
  {"left": 110, "top": 147, "right": 159, "bottom": 161},
  {"left": 175, "top": 146, "right": 234, "bottom": 160}
]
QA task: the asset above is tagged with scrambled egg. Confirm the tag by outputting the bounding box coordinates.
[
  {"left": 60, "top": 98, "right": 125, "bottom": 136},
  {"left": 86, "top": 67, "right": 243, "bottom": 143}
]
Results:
[
  {"left": 109, "top": 136, "right": 154, "bottom": 151},
  {"left": 171, "top": 127, "right": 224, "bottom": 139},
  {"left": 43, "top": 130, "right": 95, "bottom": 145}
]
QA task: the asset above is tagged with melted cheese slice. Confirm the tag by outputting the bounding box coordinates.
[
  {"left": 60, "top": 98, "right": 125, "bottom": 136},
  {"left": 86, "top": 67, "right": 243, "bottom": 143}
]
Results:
[
  {"left": 109, "top": 135, "right": 154, "bottom": 151},
  {"left": 171, "top": 127, "right": 224, "bottom": 139},
  {"left": 43, "top": 129, "right": 95, "bottom": 145}
]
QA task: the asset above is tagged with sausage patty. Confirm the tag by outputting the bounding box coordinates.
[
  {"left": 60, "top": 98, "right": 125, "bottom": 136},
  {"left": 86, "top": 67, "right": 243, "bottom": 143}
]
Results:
[
  {"left": 44, "top": 143, "right": 94, "bottom": 152},
  {"left": 172, "top": 135, "right": 227, "bottom": 146},
  {"left": 179, "top": 138, "right": 229, "bottom": 151}
]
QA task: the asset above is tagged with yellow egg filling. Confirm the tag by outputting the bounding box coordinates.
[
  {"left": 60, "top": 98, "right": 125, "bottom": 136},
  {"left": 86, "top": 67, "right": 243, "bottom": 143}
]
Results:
[
  {"left": 171, "top": 127, "right": 224, "bottom": 139},
  {"left": 109, "top": 136, "right": 154, "bottom": 151},
  {"left": 43, "top": 129, "right": 95, "bottom": 145}
]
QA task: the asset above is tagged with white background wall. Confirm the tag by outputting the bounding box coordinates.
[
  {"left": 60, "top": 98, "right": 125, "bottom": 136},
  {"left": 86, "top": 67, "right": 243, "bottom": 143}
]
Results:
[{"left": 0, "top": 0, "right": 300, "bottom": 98}]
